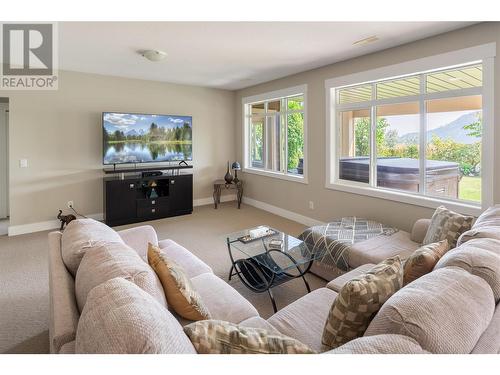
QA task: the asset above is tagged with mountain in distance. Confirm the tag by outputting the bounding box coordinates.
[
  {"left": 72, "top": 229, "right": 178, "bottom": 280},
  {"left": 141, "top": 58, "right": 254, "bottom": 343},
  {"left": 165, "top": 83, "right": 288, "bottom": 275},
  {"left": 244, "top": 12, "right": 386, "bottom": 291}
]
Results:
[
  {"left": 398, "top": 111, "right": 481, "bottom": 144},
  {"left": 125, "top": 129, "right": 139, "bottom": 137},
  {"left": 105, "top": 126, "right": 163, "bottom": 136}
]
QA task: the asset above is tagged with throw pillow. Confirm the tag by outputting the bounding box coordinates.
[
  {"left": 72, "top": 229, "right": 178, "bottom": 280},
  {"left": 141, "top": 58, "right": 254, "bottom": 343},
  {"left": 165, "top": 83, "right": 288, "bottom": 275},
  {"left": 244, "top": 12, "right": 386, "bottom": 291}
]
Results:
[
  {"left": 321, "top": 256, "right": 403, "bottom": 351},
  {"left": 403, "top": 240, "right": 450, "bottom": 285},
  {"left": 184, "top": 320, "right": 315, "bottom": 354},
  {"left": 422, "top": 206, "right": 473, "bottom": 248},
  {"left": 148, "top": 243, "right": 211, "bottom": 321}
]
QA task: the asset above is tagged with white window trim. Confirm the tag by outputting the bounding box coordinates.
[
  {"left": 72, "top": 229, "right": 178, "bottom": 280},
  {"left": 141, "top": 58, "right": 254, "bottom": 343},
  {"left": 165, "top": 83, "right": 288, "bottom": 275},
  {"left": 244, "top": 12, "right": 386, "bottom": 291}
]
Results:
[
  {"left": 325, "top": 43, "right": 496, "bottom": 216},
  {"left": 242, "top": 84, "right": 308, "bottom": 184}
]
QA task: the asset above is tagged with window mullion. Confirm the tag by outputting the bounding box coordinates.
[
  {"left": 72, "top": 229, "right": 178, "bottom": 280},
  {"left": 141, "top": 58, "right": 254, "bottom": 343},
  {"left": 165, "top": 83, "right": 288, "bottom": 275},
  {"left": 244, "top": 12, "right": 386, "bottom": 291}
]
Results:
[
  {"left": 419, "top": 74, "right": 426, "bottom": 195},
  {"left": 369, "top": 83, "right": 377, "bottom": 188},
  {"left": 284, "top": 113, "right": 288, "bottom": 175}
]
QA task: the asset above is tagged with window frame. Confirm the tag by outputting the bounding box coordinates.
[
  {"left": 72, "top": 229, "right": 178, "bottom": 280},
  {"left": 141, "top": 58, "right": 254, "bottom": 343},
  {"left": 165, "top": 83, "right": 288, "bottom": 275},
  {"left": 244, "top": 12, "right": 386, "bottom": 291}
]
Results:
[
  {"left": 242, "top": 84, "right": 308, "bottom": 184},
  {"left": 325, "top": 44, "right": 495, "bottom": 216}
]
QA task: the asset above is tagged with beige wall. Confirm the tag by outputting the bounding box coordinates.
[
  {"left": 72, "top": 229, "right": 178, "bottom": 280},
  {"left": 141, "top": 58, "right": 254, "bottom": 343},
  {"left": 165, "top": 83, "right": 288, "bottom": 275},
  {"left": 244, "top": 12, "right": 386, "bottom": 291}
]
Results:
[
  {"left": 235, "top": 22, "right": 500, "bottom": 231},
  {"left": 1, "top": 71, "right": 235, "bottom": 226}
]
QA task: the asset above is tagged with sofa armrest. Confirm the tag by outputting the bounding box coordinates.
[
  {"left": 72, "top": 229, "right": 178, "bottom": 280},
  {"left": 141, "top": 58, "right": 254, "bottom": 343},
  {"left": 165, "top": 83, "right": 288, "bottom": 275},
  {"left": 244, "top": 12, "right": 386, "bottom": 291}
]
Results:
[
  {"left": 410, "top": 219, "right": 431, "bottom": 244},
  {"left": 48, "top": 231, "right": 80, "bottom": 354},
  {"left": 117, "top": 225, "right": 158, "bottom": 261}
]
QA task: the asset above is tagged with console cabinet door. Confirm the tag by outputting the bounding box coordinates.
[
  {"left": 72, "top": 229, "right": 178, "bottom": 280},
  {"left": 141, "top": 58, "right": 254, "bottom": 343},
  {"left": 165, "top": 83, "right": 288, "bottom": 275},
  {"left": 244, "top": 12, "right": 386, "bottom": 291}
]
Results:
[
  {"left": 170, "top": 174, "right": 193, "bottom": 214},
  {"left": 105, "top": 180, "right": 137, "bottom": 225}
]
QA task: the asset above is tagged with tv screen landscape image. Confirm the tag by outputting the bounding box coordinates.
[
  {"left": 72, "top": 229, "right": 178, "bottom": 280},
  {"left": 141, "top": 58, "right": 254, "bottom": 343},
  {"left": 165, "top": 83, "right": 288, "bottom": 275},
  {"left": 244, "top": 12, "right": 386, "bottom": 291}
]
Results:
[{"left": 103, "top": 112, "right": 192, "bottom": 165}]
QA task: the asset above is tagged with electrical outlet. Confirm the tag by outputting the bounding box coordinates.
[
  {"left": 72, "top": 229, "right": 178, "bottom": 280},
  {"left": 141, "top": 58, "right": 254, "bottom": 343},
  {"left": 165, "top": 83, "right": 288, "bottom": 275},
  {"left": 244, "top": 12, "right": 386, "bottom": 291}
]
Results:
[
  {"left": 67, "top": 201, "right": 74, "bottom": 209},
  {"left": 309, "top": 201, "right": 314, "bottom": 210},
  {"left": 19, "top": 159, "right": 28, "bottom": 168}
]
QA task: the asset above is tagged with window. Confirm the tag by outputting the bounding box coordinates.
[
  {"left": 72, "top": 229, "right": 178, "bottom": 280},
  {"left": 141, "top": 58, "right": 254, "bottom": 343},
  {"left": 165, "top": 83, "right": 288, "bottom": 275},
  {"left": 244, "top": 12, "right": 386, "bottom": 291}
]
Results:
[
  {"left": 326, "top": 44, "right": 495, "bottom": 214},
  {"left": 243, "top": 85, "right": 307, "bottom": 182}
]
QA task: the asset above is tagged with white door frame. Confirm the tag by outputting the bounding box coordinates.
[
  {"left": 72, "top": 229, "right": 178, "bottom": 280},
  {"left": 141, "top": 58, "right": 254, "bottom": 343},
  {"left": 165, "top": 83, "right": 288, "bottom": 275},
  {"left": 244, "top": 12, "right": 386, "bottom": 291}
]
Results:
[{"left": 0, "top": 102, "right": 8, "bottom": 219}]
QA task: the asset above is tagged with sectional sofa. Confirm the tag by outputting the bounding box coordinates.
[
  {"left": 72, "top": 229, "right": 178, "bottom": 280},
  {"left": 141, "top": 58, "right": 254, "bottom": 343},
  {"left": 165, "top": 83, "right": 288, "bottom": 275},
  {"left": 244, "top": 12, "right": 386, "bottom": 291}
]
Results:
[{"left": 48, "top": 206, "right": 500, "bottom": 354}]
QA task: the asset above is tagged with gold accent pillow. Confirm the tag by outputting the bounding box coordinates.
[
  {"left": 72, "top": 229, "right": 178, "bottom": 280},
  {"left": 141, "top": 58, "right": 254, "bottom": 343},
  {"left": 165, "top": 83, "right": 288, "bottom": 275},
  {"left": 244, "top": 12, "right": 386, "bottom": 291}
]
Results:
[
  {"left": 322, "top": 257, "right": 403, "bottom": 351},
  {"left": 423, "top": 206, "right": 474, "bottom": 248},
  {"left": 184, "top": 320, "right": 315, "bottom": 354},
  {"left": 147, "top": 243, "right": 211, "bottom": 321},
  {"left": 403, "top": 240, "right": 450, "bottom": 285}
]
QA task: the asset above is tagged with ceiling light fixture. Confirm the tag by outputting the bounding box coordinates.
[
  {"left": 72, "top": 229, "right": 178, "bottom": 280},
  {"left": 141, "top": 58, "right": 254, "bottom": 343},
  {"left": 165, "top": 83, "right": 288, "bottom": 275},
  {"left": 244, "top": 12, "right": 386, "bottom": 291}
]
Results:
[
  {"left": 140, "top": 50, "right": 167, "bottom": 62},
  {"left": 353, "top": 36, "right": 379, "bottom": 46}
]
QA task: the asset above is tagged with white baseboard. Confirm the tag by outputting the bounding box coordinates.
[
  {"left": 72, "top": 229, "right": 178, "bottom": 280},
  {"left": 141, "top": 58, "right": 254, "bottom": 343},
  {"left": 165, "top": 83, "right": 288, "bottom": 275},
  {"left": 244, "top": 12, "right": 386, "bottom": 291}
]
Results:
[
  {"left": 193, "top": 194, "right": 236, "bottom": 207},
  {"left": 7, "top": 195, "right": 237, "bottom": 236},
  {"left": 8, "top": 213, "right": 104, "bottom": 237},
  {"left": 242, "top": 197, "right": 325, "bottom": 227},
  {"left": 8, "top": 195, "right": 319, "bottom": 236}
]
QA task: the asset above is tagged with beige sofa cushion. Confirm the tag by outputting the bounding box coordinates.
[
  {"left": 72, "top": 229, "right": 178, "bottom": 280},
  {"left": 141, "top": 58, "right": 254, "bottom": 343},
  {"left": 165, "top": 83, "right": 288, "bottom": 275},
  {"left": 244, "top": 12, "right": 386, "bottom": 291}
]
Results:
[
  {"left": 267, "top": 288, "right": 338, "bottom": 353},
  {"left": 423, "top": 206, "right": 473, "bottom": 248},
  {"left": 444, "top": 237, "right": 500, "bottom": 257},
  {"left": 326, "top": 334, "right": 428, "bottom": 354},
  {"left": 75, "top": 242, "right": 167, "bottom": 312},
  {"left": 159, "top": 239, "right": 213, "bottom": 278},
  {"left": 148, "top": 244, "right": 211, "bottom": 321},
  {"left": 326, "top": 263, "right": 376, "bottom": 292},
  {"left": 184, "top": 320, "right": 315, "bottom": 354},
  {"left": 322, "top": 257, "right": 403, "bottom": 350},
  {"left": 76, "top": 278, "right": 195, "bottom": 354},
  {"left": 61, "top": 219, "right": 124, "bottom": 276},
  {"left": 365, "top": 267, "right": 494, "bottom": 353},
  {"left": 458, "top": 205, "right": 500, "bottom": 246},
  {"left": 117, "top": 225, "right": 158, "bottom": 261},
  {"left": 403, "top": 240, "right": 449, "bottom": 285},
  {"left": 58, "top": 340, "right": 75, "bottom": 354},
  {"left": 472, "top": 304, "right": 500, "bottom": 354},
  {"left": 238, "top": 317, "right": 280, "bottom": 334},
  {"left": 348, "top": 231, "right": 418, "bottom": 268},
  {"left": 435, "top": 242, "right": 500, "bottom": 303},
  {"left": 190, "top": 273, "right": 259, "bottom": 324}
]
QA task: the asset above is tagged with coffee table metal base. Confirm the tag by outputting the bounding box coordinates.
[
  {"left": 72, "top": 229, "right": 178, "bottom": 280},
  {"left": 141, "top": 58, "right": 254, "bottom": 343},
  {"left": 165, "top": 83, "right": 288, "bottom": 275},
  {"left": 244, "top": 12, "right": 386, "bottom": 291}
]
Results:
[{"left": 227, "top": 252, "right": 311, "bottom": 313}]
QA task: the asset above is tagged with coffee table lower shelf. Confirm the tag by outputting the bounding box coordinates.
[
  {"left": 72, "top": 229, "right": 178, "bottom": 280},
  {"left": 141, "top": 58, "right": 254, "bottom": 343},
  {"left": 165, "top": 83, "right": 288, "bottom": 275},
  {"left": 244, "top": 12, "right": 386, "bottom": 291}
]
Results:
[{"left": 228, "top": 252, "right": 311, "bottom": 313}]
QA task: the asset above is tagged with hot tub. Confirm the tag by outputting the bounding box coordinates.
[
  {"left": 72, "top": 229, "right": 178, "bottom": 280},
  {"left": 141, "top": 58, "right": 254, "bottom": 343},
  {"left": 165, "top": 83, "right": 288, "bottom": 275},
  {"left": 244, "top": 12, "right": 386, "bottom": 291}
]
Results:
[{"left": 339, "top": 157, "right": 460, "bottom": 198}]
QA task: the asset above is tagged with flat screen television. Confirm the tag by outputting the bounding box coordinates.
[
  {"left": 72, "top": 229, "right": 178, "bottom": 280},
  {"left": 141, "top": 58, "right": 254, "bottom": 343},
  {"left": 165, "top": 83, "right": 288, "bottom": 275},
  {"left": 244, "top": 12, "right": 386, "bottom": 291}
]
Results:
[{"left": 102, "top": 112, "right": 192, "bottom": 165}]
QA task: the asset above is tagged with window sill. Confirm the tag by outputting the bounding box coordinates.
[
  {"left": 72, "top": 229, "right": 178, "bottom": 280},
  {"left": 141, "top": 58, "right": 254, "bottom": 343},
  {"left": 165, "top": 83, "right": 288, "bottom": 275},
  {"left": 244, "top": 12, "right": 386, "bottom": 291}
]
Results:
[
  {"left": 325, "top": 181, "right": 482, "bottom": 216},
  {"left": 242, "top": 167, "right": 308, "bottom": 184}
]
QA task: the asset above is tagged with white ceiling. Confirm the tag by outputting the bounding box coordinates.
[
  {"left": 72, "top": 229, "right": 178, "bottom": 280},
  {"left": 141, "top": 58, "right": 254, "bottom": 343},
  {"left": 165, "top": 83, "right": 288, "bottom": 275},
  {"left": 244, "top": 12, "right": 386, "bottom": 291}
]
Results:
[{"left": 59, "top": 22, "right": 475, "bottom": 90}]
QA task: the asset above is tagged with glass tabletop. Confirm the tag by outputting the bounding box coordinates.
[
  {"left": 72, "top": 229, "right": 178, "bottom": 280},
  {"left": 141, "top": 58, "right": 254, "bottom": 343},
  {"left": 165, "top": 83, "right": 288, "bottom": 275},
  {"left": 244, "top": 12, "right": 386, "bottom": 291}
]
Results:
[{"left": 225, "top": 226, "right": 317, "bottom": 273}]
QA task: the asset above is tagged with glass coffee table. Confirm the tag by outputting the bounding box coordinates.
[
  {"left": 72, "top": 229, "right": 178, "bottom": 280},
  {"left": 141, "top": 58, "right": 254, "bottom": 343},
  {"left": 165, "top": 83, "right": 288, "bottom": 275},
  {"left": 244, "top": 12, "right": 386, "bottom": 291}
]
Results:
[{"left": 225, "top": 226, "right": 318, "bottom": 313}]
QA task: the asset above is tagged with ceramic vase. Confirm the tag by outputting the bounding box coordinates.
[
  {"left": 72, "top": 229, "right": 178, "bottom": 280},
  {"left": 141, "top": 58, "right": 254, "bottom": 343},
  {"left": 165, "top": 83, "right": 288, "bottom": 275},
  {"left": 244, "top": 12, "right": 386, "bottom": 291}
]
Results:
[{"left": 224, "top": 161, "right": 234, "bottom": 184}]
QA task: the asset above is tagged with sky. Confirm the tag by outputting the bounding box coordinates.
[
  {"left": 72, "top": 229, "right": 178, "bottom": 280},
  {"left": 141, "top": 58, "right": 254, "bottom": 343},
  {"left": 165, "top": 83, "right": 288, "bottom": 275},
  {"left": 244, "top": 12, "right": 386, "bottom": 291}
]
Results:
[
  {"left": 383, "top": 110, "right": 477, "bottom": 135},
  {"left": 103, "top": 112, "right": 192, "bottom": 133}
]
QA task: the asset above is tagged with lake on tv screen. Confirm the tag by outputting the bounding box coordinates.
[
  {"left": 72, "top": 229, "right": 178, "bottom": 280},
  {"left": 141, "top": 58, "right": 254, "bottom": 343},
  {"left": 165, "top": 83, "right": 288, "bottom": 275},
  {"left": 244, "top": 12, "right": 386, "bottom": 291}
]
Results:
[
  {"left": 102, "top": 113, "right": 192, "bottom": 164},
  {"left": 104, "top": 142, "right": 192, "bottom": 164}
]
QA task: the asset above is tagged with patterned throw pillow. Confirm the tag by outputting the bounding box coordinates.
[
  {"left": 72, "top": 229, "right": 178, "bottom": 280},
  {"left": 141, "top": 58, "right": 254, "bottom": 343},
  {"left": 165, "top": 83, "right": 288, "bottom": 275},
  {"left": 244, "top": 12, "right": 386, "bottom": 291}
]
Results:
[
  {"left": 321, "top": 257, "right": 403, "bottom": 351},
  {"left": 403, "top": 240, "right": 449, "bottom": 285},
  {"left": 184, "top": 320, "right": 315, "bottom": 354},
  {"left": 423, "top": 206, "right": 473, "bottom": 248},
  {"left": 148, "top": 243, "right": 211, "bottom": 321}
]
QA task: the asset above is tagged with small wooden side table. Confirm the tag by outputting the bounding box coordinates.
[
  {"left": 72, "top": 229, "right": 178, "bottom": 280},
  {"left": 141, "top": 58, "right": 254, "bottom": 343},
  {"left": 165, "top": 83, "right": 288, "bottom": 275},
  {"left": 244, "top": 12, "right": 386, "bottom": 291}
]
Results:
[{"left": 213, "top": 180, "right": 243, "bottom": 209}]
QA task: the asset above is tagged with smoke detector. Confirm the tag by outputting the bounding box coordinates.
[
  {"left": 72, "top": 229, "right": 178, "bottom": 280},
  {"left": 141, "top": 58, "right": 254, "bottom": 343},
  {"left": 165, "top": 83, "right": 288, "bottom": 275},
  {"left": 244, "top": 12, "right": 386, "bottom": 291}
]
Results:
[{"left": 140, "top": 50, "right": 167, "bottom": 62}]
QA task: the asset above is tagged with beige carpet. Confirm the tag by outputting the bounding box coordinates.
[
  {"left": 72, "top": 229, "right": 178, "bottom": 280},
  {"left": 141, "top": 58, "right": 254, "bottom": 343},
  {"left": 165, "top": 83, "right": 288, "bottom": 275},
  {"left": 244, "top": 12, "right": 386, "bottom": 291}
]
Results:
[{"left": 0, "top": 203, "right": 326, "bottom": 354}]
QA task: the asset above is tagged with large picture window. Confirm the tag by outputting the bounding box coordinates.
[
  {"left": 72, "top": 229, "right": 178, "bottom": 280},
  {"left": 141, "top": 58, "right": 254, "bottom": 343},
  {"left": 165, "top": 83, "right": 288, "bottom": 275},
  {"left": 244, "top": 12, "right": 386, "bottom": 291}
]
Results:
[
  {"left": 243, "top": 85, "right": 307, "bottom": 182},
  {"left": 326, "top": 45, "right": 495, "bottom": 214}
]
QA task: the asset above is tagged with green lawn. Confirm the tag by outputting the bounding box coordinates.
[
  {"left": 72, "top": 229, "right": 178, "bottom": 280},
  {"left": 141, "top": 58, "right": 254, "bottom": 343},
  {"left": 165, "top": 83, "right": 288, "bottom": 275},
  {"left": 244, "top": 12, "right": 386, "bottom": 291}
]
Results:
[{"left": 459, "top": 176, "right": 481, "bottom": 203}]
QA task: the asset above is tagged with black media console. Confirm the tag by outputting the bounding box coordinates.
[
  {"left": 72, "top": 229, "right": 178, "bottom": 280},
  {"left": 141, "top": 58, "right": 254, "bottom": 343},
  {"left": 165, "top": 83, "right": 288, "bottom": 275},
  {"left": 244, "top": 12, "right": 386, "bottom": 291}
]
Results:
[{"left": 103, "top": 167, "right": 193, "bottom": 227}]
